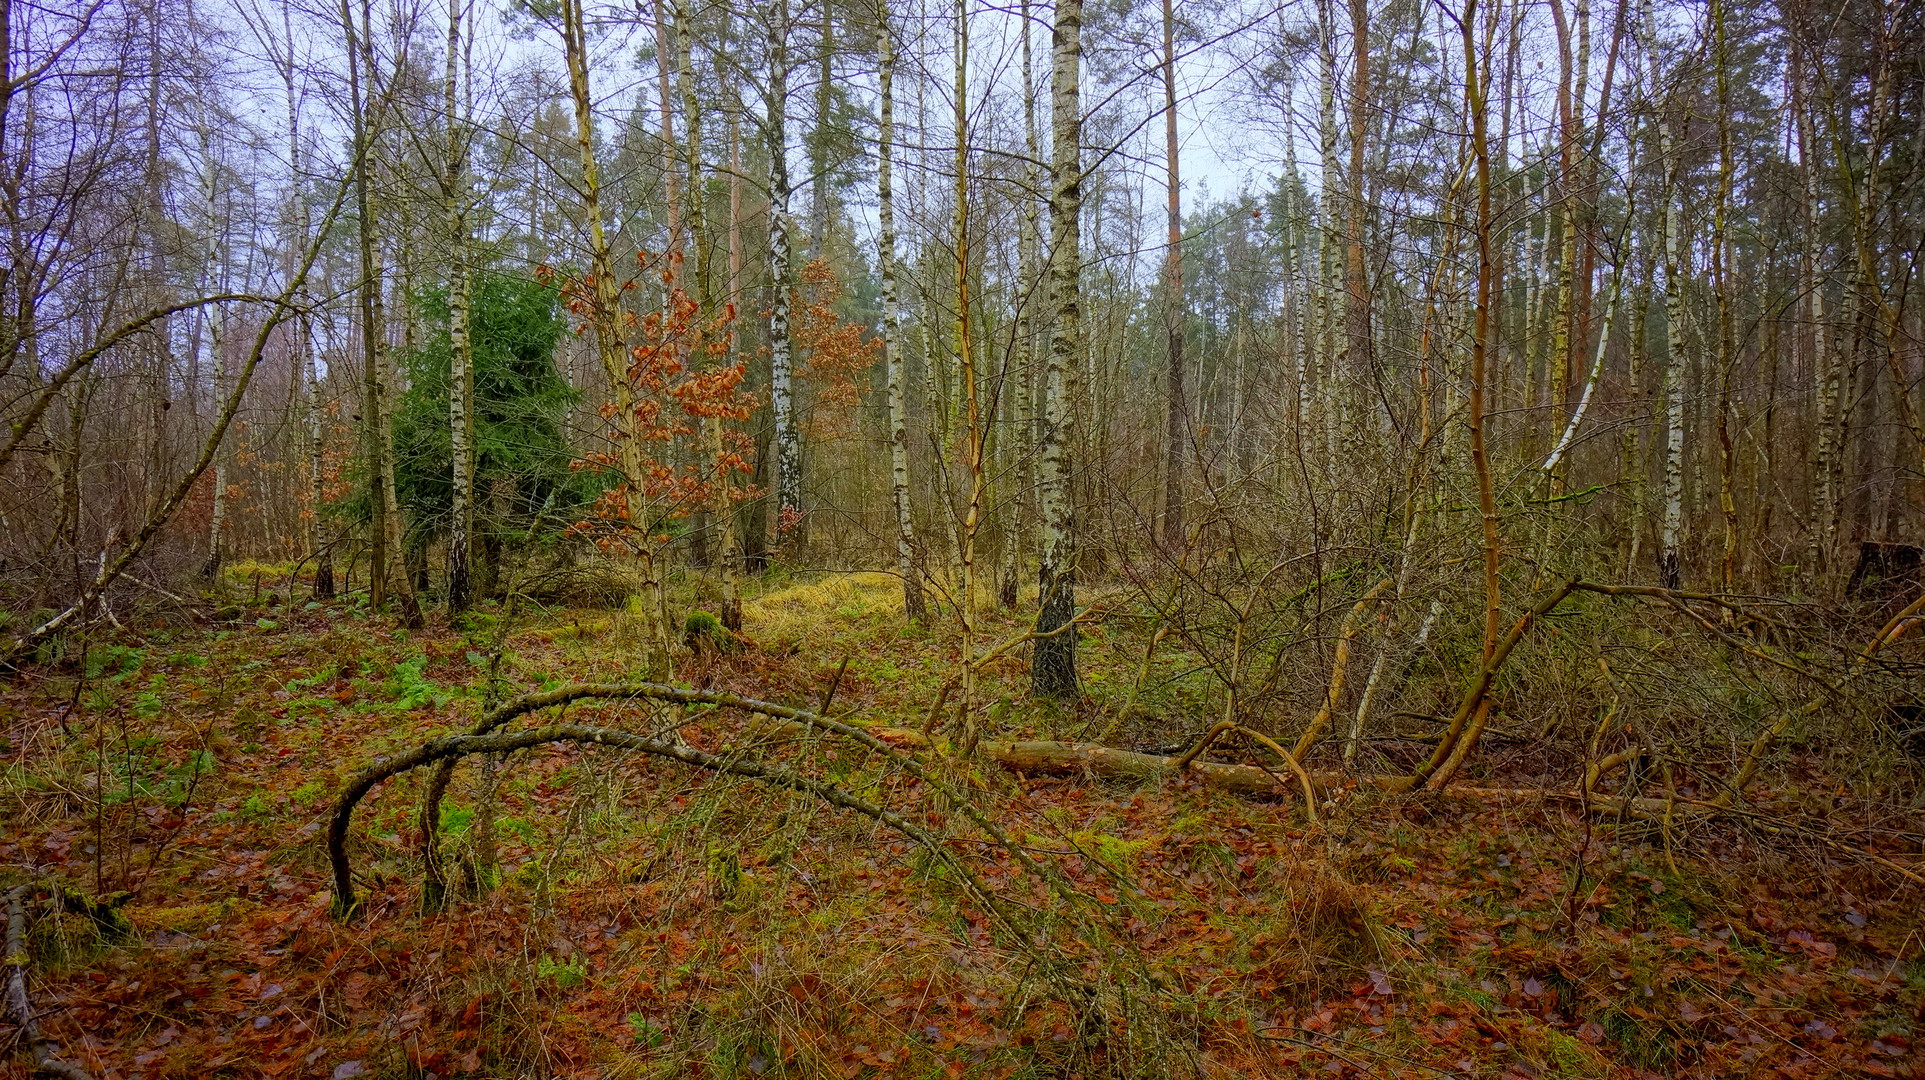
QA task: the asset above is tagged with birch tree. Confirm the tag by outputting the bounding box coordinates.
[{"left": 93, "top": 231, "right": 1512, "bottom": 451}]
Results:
[
  {"left": 875, "top": 0, "right": 923, "bottom": 621},
  {"left": 766, "top": 0, "right": 800, "bottom": 546},
  {"left": 443, "top": 0, "right": 475, "bottom": 612},
  {"left": 1032, "top": 0, "right": 1081, "bottom": 700}
]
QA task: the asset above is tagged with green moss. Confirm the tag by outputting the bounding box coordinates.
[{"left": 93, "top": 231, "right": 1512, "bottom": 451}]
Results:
[{"left": 684, "top": 610, "right": 740, "bottom": 653}]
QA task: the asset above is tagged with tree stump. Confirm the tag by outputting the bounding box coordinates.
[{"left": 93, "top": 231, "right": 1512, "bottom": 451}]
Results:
[{"left": 1847, "top": 542, "right": 1922, "bottom": 612}]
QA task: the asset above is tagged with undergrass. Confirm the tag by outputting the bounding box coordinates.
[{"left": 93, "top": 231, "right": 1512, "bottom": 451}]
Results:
[{"left": 0, "top": 577, "right": 1917, "bottom": 1078}]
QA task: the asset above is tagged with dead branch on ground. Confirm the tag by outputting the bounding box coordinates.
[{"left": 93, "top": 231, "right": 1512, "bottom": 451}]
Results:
[{"left": 4, "top": 886, "right": 96, "bottom": 1080}]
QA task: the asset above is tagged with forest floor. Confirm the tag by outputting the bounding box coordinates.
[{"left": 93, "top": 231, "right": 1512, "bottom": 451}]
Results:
[{"left": 1, "top": 569, "right": 1920, "bottom": 1080}]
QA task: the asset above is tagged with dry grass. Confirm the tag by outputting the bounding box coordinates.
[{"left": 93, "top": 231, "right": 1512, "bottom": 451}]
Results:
[{"left": 742, "top": 571, "right": 906, "bottom": 642}]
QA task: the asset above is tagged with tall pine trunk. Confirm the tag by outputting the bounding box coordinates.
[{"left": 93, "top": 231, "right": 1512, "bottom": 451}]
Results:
[{"left": 1159, "top": 0, "right": 1185, "bottom": 550}]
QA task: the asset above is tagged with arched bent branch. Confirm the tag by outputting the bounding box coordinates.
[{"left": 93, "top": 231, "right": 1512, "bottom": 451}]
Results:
[
  {"left": 422, "top": 680, "right": 1061, "bottom": 894},
  {"left": 420, "top": 683, "right": 671, "bottom": 903},
  {"left": 1400, "top": 578, "right": 1581, "bottom": 792},
  {"left": 1291, "top": 576, "right": 1397, "bottom": 762},
  {"left": 1172, "top": 719, "right": 1320, "bottom": 822},
  {"left": 420, "top": 681, "right": 892, "bottom": 899},
  {"left": 408, "top": 681, "right": 1102, "bottom": 946},
  {"left": 332, "top": 722, "right": 964, "bottom": 919}
]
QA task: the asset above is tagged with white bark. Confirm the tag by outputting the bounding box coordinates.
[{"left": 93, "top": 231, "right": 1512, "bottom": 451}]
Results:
[
  {"left": 1658, "top": 138, "right": 1687, "bottom": 590},
  {"left": 1544, "top": 258, "right": 1626, "bottom": 477},
  {"left": 1315, "top": 0, "right": 1338, "bottom": 465},
  {"left": 953, "top": 0, "right": 985, "bottom": 743},
  {"left": 767, "top": 0, "right": 799, "bottom": 542},
  {"left": 445, "top": 0, "right": 475, "bottom": 612},
  {"left": 193, "top": 85, "right": 230, "bottom": 582},
  {"left": 1032, "top": 0, "right": 1081, "bottom": 699},
  {"left": 1013, "top": 0, "right": 1041, "bottom": 606},
  {"left": 876, "top": 4, "right": 923, "bottom": 621}
]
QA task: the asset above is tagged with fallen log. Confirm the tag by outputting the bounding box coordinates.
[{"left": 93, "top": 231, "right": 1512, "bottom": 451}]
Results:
[
  {"left": 4, "top": 886, "right": 95, "bottom": 1080},
  {"left": 980, "top": 738, "right": 1293, "bottom": 797},
  {"left": 736, "top": 719, "right": 1305, "bottom": 799}
]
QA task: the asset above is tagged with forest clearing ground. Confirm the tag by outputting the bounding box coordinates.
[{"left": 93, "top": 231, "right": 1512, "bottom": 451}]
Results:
[{"left": 1, "top": 571, "right": 1919, "bottom": 1080}]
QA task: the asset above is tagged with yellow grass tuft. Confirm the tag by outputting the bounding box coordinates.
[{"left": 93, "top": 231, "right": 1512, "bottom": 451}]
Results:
[
  {"left": 127, "top": 898, "right": 259, "bottom": 933},
  {"left": 742, "top": 572, "right": 903, "bottom": 640},
  {"left": 222, "top": 559, "right": 298, "bottom": 583}
]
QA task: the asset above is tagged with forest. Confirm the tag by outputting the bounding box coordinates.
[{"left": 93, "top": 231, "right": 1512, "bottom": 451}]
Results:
[{"left": 1, "top": 0, "right": 1922, "bottom": 1073}]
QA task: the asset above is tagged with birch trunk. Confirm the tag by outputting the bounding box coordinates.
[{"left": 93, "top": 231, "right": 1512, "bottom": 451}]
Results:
[
  {"left": 1343, "top": 0, "right": 1370, "bottom": 436},
  {"left": 1622, "top": 217, "right": 1654, "bottom": 579},
  {"left": 1281, "top": 71, "right": 1315, "bottom": 460},
  {"left": 876, "top": 3, "right": 924, "bottom": 622},
  {"left": 1658, "top": 122, "right": 1688, "bottom": 591},
  {"left": 1032, "top": 0, "right": 1081, "bottom": 700},
  {"left": 1315, "top": 0, "right": 1339, "bottom": 464},
  {"left": 444, "top": 0, "right": 475, "bottom": 613},
  {"left": 767, "top": 0, "right": 800, "bottom": 546},
  {"left": 1012, "top": 0, "right": 1041, "bottom": 609},
  {"left": 952, "top": 0, "right": 988, "bottom": 745}
]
